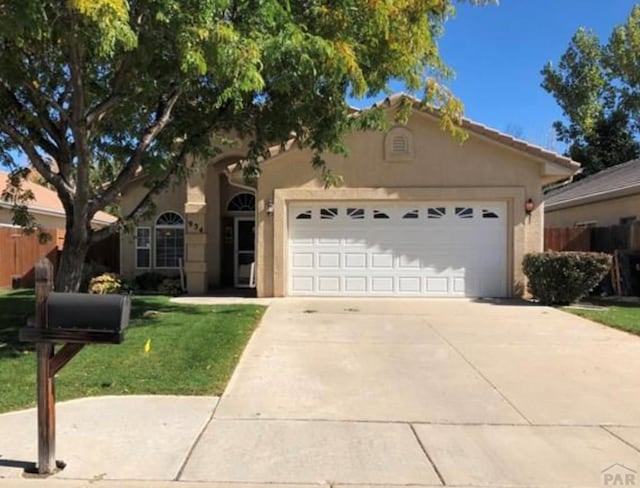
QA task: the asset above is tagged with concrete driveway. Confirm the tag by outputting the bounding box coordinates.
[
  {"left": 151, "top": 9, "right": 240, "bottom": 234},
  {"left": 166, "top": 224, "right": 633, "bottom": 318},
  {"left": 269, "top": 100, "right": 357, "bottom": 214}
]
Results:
[
  {"left": 182, "top": 298, "right": 640, "bottom": 487},
  {"left": 3, "top": 298, "right": 640, "bottom": 487}
]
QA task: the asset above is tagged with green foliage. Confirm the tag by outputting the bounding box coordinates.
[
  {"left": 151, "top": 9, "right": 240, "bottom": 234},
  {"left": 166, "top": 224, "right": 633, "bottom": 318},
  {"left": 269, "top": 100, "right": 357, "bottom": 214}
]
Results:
[
  {"left": 0, "top": 168, "right": 51, "bottom": 242},
  {"left": 566, "top": 109, "right": 640, "bottom": 175},
  {"left": 0, "top": 0, "right": 493, "bottom": 291},
  {"left": 542, "top": 7, "right": 640, "bottom": 175},
  {"left": 88, "top": 272, "right": 123, "bottom": 294},
  {"left": 158, "top": 278, "right": 183, "bottom": 296},
  {"left": 81, "top": 261, "right": 111, "bottom": 292},
  {"left": 522, "top": 252, "right": 612, "bottom": 306},
  {"left": 133, "top": 271, "right": 170, "bottom": 292}
]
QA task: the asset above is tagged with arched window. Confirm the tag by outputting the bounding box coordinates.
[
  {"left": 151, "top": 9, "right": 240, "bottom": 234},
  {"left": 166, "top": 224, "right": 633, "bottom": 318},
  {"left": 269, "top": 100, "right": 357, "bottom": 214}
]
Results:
[
  {"left": 227, "top": 193, "right": 255, "bottom": 212},
  {"left": 155, "top": 212, "right": 184, "bottom": 268}
]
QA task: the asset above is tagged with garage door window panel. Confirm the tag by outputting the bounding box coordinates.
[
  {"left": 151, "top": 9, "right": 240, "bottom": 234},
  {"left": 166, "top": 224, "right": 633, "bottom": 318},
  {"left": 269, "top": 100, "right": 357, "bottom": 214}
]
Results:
[
  {"left": 296, "top": 210, "right": 313, "bottom": 220},
  {"left": 320, "top": 208, "right": 338, "bottom": 219},
  {"left": 428, "top": 207, "right": 446, "bottom": 219},
  {"left": 402, "top": 210, "right": 419, "bottom": 219},
  {"left": 455, "top": 207, "right": 474, "bottom": 219},
  {"left": 347, "top": 208, "right": 365, "bottom": 219}
]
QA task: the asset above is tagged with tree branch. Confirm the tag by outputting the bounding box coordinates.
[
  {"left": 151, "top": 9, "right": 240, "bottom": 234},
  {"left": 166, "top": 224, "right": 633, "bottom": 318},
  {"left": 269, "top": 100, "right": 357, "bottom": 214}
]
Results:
[
  {"left": 21, "top": 81, "right": 72, "bottom": 168},
  {"left": 0, "top": 120, "right": 75, "bottom": 203},
  {"left": 0, "top": 82, "right": 63, "bottom": 161},
  {"left": 66, "top": 32, "right": 93, "bottom": 240},
  {"left": 90, "top": 142, "right": 188, "bottom": 244},
  {"left": 89, "top": 87, "right": 183, "bottom": 214},
  {"left": 86, "top": 57, "right": 133, "bottom": 131}
]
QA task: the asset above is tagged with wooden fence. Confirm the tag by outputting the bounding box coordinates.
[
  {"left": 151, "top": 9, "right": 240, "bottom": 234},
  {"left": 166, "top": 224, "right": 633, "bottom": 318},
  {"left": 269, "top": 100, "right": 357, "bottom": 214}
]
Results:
[
  {"left": 544, "top": 227, "right": 591, "bottom": 252},
  {"left": 545, "top": 223, "right": 640, "bottom": 253},
  {"left": 0, "top": 227, "right": 63, "bottom": 288},
  {"left": 0, "top": 227, "right": 119, "bottom": 289}
]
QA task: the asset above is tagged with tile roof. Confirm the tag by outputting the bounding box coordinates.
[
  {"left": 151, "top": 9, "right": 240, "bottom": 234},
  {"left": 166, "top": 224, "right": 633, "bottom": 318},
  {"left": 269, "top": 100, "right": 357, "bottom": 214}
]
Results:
[
  {"left": 263, "top": 93, "right": 581, "bottom": 171},
  {"left": 378, "top": 93, "right": 580, "bottom": 170},
  {"left": 0, "top": 169, "right": 116, "bottom": 225},
  {"left": 545, "top": 159, "right": 640, "bottom": 208}
]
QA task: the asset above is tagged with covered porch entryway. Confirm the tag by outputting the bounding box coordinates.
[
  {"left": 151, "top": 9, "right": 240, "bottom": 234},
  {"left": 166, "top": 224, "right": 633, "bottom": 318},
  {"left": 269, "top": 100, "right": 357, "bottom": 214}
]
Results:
[{"left": 183, "top": 155, "right": 257, "bottom": 294}]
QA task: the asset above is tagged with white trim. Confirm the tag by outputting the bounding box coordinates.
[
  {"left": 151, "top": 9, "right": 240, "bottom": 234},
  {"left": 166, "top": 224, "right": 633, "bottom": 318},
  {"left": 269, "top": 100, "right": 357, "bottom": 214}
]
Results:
[
  {"left": 546, "top": 184, "right": 640, "bottom": 211},
  {"left": 234, "top": 216, "right": 255, "bottom": 288},
  {"left": 0, "top": 200, "right": 116, "bottom": 225},
  {"left": 225, "top": 192, "right": 256, "bottom": 213},
  {"left": 155, "top": 211, "right": 185, "bottom": 227},
  {"left": 154, "top": 211, "right": 185, "bottom": 269},
  {"left": 135, "top": 226, "right": 152, "bottom": 269}
]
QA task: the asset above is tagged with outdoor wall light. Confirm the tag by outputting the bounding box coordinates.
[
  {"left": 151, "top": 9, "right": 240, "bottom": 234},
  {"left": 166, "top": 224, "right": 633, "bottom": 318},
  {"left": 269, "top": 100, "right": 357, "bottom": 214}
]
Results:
[
  {"left": 524, "top": 198, "right": 535, "bottom": 215},
  {"left": 266, "top": 199, "right": 274, "bottom": 215}
]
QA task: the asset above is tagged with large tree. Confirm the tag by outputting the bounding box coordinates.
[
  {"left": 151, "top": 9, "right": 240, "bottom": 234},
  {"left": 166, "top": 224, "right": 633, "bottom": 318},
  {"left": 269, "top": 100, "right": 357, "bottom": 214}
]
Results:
[
  {"left": 0, "top": 0, "right": 488, "bottom": 291},
  {"left": 541, "top": 6, "right": 640, "bottom": 176}
]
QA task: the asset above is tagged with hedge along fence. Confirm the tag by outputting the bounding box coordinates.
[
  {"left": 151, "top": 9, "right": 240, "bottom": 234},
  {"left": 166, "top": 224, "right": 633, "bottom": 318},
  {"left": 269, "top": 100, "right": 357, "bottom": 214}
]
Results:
[{"left": 523, "top": 252, "right": 613, "bottom": 306}]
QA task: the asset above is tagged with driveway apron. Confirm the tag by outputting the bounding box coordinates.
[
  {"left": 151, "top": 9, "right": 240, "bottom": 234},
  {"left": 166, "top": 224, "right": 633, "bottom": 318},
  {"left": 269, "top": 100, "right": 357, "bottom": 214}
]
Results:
[{"left": 180, "top": 298, "right": 640, "bottom": 486}]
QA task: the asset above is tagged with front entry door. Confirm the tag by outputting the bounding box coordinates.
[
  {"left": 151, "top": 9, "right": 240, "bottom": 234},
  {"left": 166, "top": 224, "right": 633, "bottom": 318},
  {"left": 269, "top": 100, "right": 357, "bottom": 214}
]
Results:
[{"left": 234, "top": 218, "right": 255, "bottom": 287}]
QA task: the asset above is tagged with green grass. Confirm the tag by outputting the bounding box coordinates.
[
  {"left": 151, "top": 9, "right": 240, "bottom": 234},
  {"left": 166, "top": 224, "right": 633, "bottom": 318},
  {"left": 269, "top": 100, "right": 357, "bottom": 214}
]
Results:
[
  {"left": 565, "top": 300, "right": 640, "bottom": 336},
  {"left": 0, "top": 289, "right": 265, "bottom": 413}
]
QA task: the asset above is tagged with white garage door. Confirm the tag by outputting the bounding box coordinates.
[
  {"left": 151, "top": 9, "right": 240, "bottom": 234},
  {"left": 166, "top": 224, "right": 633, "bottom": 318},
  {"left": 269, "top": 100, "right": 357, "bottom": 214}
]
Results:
[{"left": 288, "top": 202, "right": 507, "bottom": 297}]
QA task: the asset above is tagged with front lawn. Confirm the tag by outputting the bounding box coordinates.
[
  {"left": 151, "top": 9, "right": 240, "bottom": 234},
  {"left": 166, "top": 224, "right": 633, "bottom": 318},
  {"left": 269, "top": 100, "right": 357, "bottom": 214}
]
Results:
[
  {"left": 0, "top": 289, "right": 265, "bottom": 413},
  {"left": 565, "top": 300, "right": 640, "bottom": 336}
]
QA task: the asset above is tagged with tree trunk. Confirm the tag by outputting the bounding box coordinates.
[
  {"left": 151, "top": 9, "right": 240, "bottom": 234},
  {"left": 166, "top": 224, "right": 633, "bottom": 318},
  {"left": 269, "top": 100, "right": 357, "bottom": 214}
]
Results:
[{"left": 55, "top": 230, "right": 90, "bottom": 292}]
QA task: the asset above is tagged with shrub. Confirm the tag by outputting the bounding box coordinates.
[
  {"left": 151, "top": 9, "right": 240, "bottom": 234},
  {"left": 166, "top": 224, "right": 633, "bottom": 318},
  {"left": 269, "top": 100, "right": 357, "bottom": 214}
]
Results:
[
  {"left": 158, "top": 278, "right": 183, "bottom": 296},
  {"left": 522, "top": 252, "right": 612, "bottom": 306},
  {"left": 89, "top": 273, "right": 123, "bottom": 295},
  {"left": 133, "top": 271, "right": 167, "bottom": 291},
  {"left": 80, "top": 261, "right": 110, "bottom": 292}
]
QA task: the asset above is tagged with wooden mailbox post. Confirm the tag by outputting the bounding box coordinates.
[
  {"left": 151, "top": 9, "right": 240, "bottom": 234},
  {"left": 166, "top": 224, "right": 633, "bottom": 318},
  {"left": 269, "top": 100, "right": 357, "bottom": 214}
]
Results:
[{"left": 19, "top": 258, "right": 130, "bottom": 475}]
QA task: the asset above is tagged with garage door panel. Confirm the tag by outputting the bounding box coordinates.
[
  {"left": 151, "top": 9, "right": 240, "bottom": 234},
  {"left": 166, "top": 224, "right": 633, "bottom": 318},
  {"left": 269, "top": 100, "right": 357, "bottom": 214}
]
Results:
[
  {"left": 345, "top": 276, "right": 367, "bottom": 292},
  {"left": 318, "top": 253, "right": 340, "bottom": 268},
  {"left": 398, "top": 276, "right": 422, "bottom": 293},
  {"left": 371, "top": 253, "right": 394, "bottom": 269},
  {"left": 292, "top": 252, "right": 314, "bottom": 268},
  {"left": 291, "top": 275, "right": 314, "bottom": 293},
  {"left": 318, "top": 276, "right": 340, "bottom": 292},
  {"left": 398, "top": 255, "right": 421, "bottom": 269},
  {"left": 288, "top": 202, "right": 507, "bottom": 297},
  {"left": 425, "top": 277, "right": 449, "bottom": 294},
  {"left": 371, "top": 276, "right": 394, "bottom": 293},
  {"left": 452, "top": 277, "right": 466, "bottom": 294},
  {"left": 344, "top": 253, "right": 367, "bottom": 268}
]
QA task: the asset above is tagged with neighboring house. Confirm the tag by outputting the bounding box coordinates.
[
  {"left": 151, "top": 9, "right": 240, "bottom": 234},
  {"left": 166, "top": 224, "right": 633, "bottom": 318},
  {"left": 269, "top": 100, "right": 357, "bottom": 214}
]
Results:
[
  {"left": 545, "top": 159, "right": 640, "bottom": 228},
  {"left": 119, "top": 95, "right": 579, "bottom": 298},
  {"left": 0, "top": 169, "right": 117, "bottom": 229}
]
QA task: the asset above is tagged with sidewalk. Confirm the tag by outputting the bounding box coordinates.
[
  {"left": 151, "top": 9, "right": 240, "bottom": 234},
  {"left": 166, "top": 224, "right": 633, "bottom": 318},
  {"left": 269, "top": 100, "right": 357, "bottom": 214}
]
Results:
[{"left": 0, "top": 396, "right": 217, "bottom": 482}]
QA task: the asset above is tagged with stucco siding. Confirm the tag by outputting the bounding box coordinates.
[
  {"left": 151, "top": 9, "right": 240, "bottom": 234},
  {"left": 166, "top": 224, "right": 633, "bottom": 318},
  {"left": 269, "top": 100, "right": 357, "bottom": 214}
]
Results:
[
  {"left": 119, "top": 179, "right": 187, "bottom": 279},
  {"left": 256, "top": 112, "right": 545, "bottom": 297},
  {"left": 545, "top": 193, "right": 640, "bottom": 228}
]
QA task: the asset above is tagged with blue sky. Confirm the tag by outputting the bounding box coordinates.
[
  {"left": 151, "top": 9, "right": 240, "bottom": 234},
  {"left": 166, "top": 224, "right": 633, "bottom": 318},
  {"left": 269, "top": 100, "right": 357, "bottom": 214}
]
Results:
[
  {"left": 352, "top": 0, "right": 637, "bottom": 150},
  {"left": 5, "top": 1, "right": 636, "bottom": 166}
]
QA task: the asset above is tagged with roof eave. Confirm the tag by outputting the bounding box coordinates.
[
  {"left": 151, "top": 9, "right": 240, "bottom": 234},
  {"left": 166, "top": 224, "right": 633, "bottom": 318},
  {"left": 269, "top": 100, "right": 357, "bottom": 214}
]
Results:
[
  {"left": 545, "top": 184, "right": 640, "bottom": 211},
  {"left": 0, "top": 200, "right": 116, "bottom": 226}
]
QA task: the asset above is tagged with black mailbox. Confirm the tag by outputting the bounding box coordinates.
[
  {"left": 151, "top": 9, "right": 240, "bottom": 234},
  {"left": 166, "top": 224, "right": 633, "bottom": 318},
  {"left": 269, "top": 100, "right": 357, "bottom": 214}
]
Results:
[{"left": 47, "top": 292, "right": 131, "bottom": 332}]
